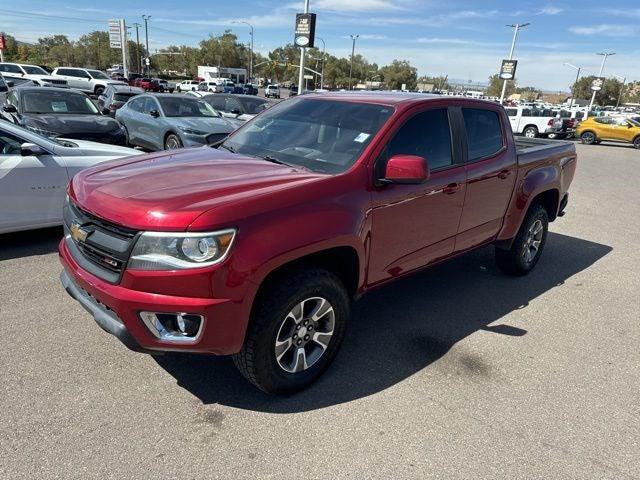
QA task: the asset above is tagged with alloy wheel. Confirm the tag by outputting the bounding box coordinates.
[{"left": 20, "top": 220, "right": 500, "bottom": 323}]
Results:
[
  {"left": 274, "top": 297, "right": 335, "bottom": 373},
  {"left": 522, "top": 219, "right": 544, "bottom": 264}
]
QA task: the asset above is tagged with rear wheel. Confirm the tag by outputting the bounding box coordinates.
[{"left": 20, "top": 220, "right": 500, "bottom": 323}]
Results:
[
  {"left": 523, "top": 126, "right": 538, "bottom": 138},
  {"left": 164, "top": 133, "right": 183, "bottom": 150},
  {"left": 633, "top": 136, "right": 640, "bottom": 149},
  {"left": 581, "top": 131, "right": 597, "bottom": 145},
  {"left": 495, "top": 204, "right": 549, "bottom": 276},
  {"left": 94, "top": 86, "right": 105, "bottom": 97},
  {"left": 233, "top": 269, "right": 349, "bottom": 395}
]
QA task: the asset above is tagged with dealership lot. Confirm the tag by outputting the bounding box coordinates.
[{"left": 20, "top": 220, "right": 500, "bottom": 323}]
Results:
[{"left": 0, "top": 142, "right": 638, "bottom": 479}]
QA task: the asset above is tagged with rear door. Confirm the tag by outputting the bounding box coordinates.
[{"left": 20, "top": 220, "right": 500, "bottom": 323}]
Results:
[
  {"left": 454, "top": 106, "right": 517, "bottom": 251},
  {"left": 0, "top": 128, "right": 69, "bottom": 232},
  {"left": 368, "top": 106, "right": 467, "bottom": 284}
]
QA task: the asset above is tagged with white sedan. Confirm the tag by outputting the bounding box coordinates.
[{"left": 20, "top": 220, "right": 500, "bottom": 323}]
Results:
[{"left": 0, "top": 120, "right": 141, "bottom": 234}]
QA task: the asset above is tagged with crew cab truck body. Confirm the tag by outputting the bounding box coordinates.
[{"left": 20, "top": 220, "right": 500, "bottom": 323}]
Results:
[{"left": 59, "top": 93, "right": 576, "bottom": 394}]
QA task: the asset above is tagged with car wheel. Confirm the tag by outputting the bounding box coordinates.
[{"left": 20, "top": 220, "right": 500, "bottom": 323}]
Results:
[
  {"left": 233, "top": 268, "right": 349, "bottom": 395},
  {"left": 122, "top": 125, "right": 130, "bottom": 146},
  {"left": 633, "top": 136, "right": 640, "bottom": 149},
  {"left": 94, "top": 86, "right": 105, "bottom": 97},
  {"left": 164, "top": 133, "right": 183, "bottom": 150},
  {"left": 580, "top": 131, "right": 597, "bottom": 145},
  {"left": 523, "top": 126, "right": 538, "bottom": 138},
  {"left": 495, "top": 204, "right": 549, "bottom": 276}
]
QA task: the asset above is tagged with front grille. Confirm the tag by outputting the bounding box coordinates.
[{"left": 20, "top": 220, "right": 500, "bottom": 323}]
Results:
[
  {"left": 44, "top": 79, "right": 67, "bottom": 85},
  {"left": 64, "top": 199, "right": 139, "bottom": 283},
  {"left": 206, "top": 133, "right": 228, "bottom": 145}
]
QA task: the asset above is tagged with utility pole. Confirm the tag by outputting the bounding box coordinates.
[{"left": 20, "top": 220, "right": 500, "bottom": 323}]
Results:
[
  {"left": 613, "top": 74, "right": 626, "bottom": 109},
  {"left": 588, "top": 52, "right": 615, "bottom": 115},
  {"left": 563, "top": 63, "right": 581, "bottom": 110},
  {"left": 297, "top": 0, "right": 310, "bottom": 95},
  {"left": 317, "top": 37, "right": 325, "bottom": 89},
  {"left": 142, "top": 15, "right": 151, "bottom": 76},
  {"left": 133, "top": 23, "right": 142, "bottom": 73},
  {"left": 348, "top": 34, "right": 359, "bottom": 90},
  {"left": 500, "top": 23, "right": 529, "bottom": 104}
]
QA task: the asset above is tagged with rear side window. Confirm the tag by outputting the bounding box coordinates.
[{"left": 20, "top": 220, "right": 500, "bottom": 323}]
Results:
[
  {"left": 462, "top": 108, "right": 504, "bottom": 161},
  {"left": 505, "top": 108, "right": 517, "bottom": 117},
  {"left": 386, "top": 108, "right": 453, "bottom": 170}
]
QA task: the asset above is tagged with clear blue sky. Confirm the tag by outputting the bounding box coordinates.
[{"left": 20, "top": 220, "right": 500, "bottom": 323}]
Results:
[{"left": 1, "top": 0, "right": 639, "bottom": 90}]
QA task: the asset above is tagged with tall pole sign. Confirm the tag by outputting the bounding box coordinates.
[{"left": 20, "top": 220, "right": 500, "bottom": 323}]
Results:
[
  {"left": 109, "top": 19, "right": 128, "bottom": 79},
  {"left": 295, "top": 1, "right": 315, "bottom": 94},
  {"left": 499, "top": 23, "right": 529, "bottom": 104}
]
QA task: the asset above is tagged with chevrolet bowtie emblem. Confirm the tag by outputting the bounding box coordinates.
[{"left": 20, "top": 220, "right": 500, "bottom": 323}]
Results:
[{"left": 70, "top": 222, "right": 89, "bottom": 243}]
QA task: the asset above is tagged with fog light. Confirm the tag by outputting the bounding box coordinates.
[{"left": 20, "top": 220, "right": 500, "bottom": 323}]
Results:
[{"left": 139, "top": 311, "right": 203, "bottom": 342}]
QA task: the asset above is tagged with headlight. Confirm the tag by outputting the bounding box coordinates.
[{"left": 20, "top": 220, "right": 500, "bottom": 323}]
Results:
[
  {"left": 178, "top": 126, "right": 207, "bottom": 136},
  {"left": 128, "top": 229, "right": 236, "bottom": 270}
]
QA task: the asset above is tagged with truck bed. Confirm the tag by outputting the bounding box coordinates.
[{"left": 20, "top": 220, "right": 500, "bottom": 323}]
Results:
[{"left": 514, "top": 136, "right": 573, "bottom": 155}]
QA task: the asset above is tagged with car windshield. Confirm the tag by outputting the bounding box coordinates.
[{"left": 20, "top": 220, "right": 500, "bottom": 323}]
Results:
[
  {"left": 158, "top": 97, "right": 218, "bottom": 117},
  {"left": 22, "top": 65, "right": 49, "bottom": 75},
  {"left": 238, "top": 97, "right": 270, "bottom": 115},
  {"left": 22, "top": 90, "right": 99, "bottom": 114},
  {"left": 87, "top": 70, "right": 110, "bottom": 80},
  {"left": 222, "top": 97, "right": 393, "bottom": 174}
]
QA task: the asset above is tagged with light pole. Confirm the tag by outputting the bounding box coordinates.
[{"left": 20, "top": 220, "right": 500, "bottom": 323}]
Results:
[
  {"left": 499, "top": 23, "right": 529, "bottom": 104},
  {"left": 133, "top": 23, "right": 142, "bottom": 73},
  {"left": 317, "top": 37, "right": 326, "bottom": 90},
  {"left": 142, "top": 15, "right": 151, "bottom": 76},
  {"left": 613, "top": 74, "right": 626, "bottom": 109},
  {"left": 233, "top": 21, "right": 254, "bottom": 84},
  {"left": 563, "top": 62, "right": 582, "bottom": 110},
  {"left": 297, "top": 0, "right": 310, "bottom": 94},
  {"left": 588, "top": 52, "right": 615, "bottom": 115},
  {"left": 348, "top": 34, "right": 359, "bottom": 90}
]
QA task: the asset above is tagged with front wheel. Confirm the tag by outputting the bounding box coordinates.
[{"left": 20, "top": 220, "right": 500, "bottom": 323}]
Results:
[
  {"left": 94, "top": 86, "right": 105, "bottom": 97},
  {"left": 233, "top": 269, "right": 349, "bottom": 395},
  {"left": 495, "top": 204, "right": 549, "bottom": 276},
  {"left": 164, "top": 133, "right": 183, "bottom": 150}
]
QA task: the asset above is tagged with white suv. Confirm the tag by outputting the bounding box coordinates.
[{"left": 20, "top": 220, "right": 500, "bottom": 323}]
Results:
[
  {"left": 265, "top": 84, "right": 280, "bottom": 99},
  {"left": 176, "top": 80, "right": 200, "bottom": 92},
  {"left": 0, "top": 63, "right": 68, "bottom": 87},
  {"left": 51, "top": 67, "right": 126, "bottom": 96}
]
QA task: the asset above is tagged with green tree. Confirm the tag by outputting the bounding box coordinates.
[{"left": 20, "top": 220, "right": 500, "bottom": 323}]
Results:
[
  {"left": 380, "top": 59, "right": 417, "bottom": 90},
  {"left": 486, "top": 74, "right": 517, "bottom": 97},
  {"left": 572, "top": 76, "right": 623, "bottom": 106}
]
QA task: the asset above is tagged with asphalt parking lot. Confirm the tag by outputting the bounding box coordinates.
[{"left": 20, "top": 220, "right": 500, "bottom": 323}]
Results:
[{"left": 0, "top": 142, "right": 638, "bottom": 479}]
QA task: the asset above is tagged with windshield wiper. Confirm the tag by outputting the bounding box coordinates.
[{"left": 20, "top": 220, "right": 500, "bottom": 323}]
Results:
[
  {"left": 218, "top": 143, "right": 236, "bottom": 153},
  {"left": 261, "top": 155, "right": 293, "bottom": 167}
]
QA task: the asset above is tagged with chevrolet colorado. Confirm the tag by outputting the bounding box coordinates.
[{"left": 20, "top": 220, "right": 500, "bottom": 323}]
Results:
[{"left": 59, "top": 93, "right": 576, "bottom": 394}]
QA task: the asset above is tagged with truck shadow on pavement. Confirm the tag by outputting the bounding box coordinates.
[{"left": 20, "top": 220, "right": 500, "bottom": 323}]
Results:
[
  {"left": 0, "top": 226, "right": 63, "bottom": 261},
  {"left": 154, "top": 232, "right": 611, "bottom": 412}
]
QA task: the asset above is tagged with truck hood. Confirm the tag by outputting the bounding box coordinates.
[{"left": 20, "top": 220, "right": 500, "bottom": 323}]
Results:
[{"left": 71, "top": 148, "right": 326, "bottom": 230}]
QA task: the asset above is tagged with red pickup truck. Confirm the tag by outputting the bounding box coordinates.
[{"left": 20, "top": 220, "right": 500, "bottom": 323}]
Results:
[{"left": 59, "top": 93, "right": 576, "bottom": 394}]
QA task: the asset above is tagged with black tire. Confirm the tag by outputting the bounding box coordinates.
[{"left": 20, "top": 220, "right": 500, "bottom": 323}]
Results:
[
  {"left": 633, "top": 136, "right": 640, "bottom": 149},
  {"left": 94, "top": 86, "right": 105, "bottom": 97},
  {"left": 581, "top": 131, "right": 597, "bottom": 145},
  {"left": 233, "top": 268, "right": 349, "bottom": 395},
  {"left": 164, "top": 133, "right": 183, "bottom": 150},
  {"left": 122, "top": 125, "right": 130, "bottom": 146},
  {"left": 495, "top": 204, "right": 549, "bottom": 276},
  {"left": 523, "top": 126, "right": 538, "bottom": 138}
]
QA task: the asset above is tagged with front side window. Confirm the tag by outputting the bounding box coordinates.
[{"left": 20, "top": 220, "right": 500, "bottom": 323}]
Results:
[
  {"left": 384, "top": 108, "right": 453, "bottom": 171},
  {"left": 22, "top": 91, "right": 99, "bottom": 115},
  {"left": 223, "top": 97, "right": 393, "bottom": 174},
  {"left": 462, "top": 108, "right": 504, "bottom": 161}
]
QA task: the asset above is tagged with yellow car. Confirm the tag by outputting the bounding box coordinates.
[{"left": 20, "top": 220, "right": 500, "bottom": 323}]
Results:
[{"left": 576, "top": 116, "right": 640, "bottom": 149}]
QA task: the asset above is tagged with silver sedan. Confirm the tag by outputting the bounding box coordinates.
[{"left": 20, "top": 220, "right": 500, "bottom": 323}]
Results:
[{"left": 115, "top": 93, "right": 238, "bottom": 151}]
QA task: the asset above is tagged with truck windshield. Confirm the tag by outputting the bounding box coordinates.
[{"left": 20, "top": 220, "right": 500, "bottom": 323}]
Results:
[{"left": 222, "top": 97, "right": 393, "bottom": 174}]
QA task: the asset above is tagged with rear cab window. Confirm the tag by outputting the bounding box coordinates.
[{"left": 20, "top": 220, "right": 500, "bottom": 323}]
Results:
[{"left": 462, "top": 108, "right": 504, "bottom": 161}]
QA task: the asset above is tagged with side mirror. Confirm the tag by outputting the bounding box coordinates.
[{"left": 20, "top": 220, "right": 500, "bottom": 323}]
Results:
[
  {"left": 20, "top": 142, "right": 47, "bottom": 156},
  {"left": 149, "top": 109, "right": 160, "bottom": 118},
  {"left": 383, "top": 155, "right": 429, "bottom": 184},
  {"left": 3, "top": 104, "right": 17, "bottom": 113}
]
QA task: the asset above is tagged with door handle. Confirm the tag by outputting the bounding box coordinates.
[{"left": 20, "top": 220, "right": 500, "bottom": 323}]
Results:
[
  {"left": 498, "top": 170, "right": 511, "bottom": 179},
  {"left": 443, "top": 183, "right": 461, "bottom": 194}
]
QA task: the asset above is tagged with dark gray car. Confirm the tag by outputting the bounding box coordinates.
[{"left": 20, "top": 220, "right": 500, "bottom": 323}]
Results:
[{"left": 115, "top": 93, "right": 238, "bottom": 151}]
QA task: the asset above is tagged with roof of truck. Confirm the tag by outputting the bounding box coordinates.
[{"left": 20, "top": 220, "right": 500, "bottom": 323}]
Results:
[{"left": 306, "top": 91, "right": 456, "bottom": 106}]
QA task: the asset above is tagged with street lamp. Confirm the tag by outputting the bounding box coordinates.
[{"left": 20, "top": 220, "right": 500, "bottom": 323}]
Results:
[
  {"left": 588, "top": 52, "right": 615, "bottom": 115},
  {"left": 499, "top": 23, "right": 529, "bottom": 104},
  {"left": 142, "top": 15, "right": 151, "bottom": 76},
  {"left": 233, "top": 21, "right": 254, "bottom": 84},
  {"left": 348, "top": 34, "right": 359, "bottom": 90},
  {"left": 563, "top": 62, "right": 582, "bottom": 110},
  {"left": 613, "top": 74, "right": 626, "bottom": 109}
]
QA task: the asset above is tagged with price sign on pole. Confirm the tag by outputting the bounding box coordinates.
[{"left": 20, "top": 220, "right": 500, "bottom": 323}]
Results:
[{"left": 108, "top": 20, "right": 122, "bottom": 48}]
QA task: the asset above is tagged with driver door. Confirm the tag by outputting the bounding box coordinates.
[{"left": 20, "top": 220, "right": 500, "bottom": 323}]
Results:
[{"left": 0, "top": 129, "right": 69, "bottom": 233}]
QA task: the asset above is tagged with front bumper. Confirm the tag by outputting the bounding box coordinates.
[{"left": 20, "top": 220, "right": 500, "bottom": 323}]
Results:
[{"left": 59, "top": 238, "right": 251, "bottom": 355}]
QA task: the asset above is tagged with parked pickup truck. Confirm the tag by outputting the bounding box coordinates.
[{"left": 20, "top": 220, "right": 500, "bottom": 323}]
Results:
[
  {"left": 59, "top": 93, "right": 576, "bottom": 394},
  {"left": 505, "top": 106, "right": 573, "bottom": 139}
]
